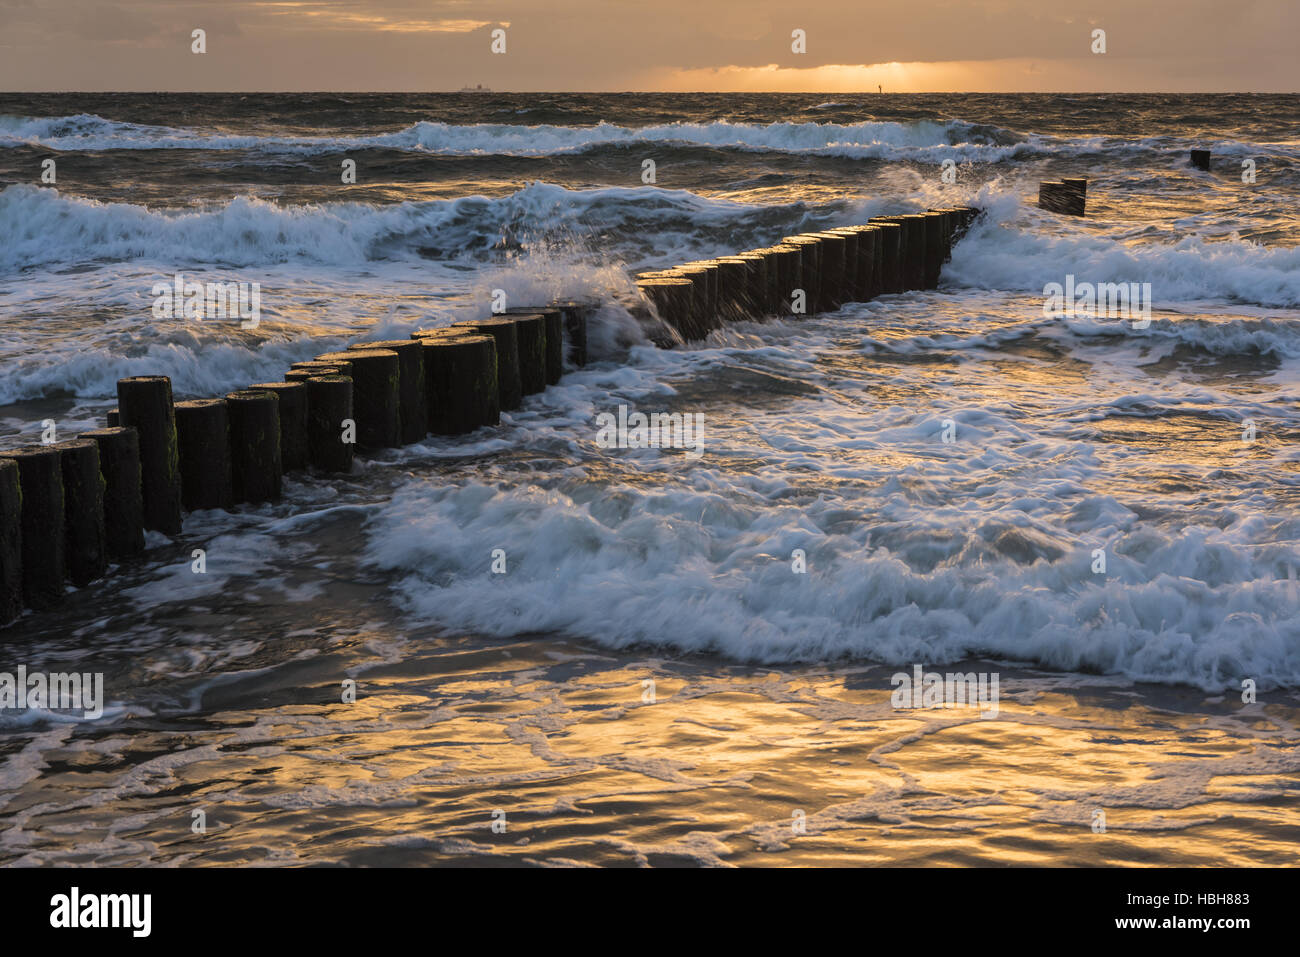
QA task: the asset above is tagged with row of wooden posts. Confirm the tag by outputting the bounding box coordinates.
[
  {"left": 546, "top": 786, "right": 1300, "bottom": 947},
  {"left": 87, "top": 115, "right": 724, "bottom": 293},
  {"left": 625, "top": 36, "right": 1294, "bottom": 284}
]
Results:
[
  {"left": 632, "top": 206, "right": 982, "bottom": 342},
  {"left": 0, "top": 301, "right": 594, "bottom": 627},
  {"left": 0, "top": 205, "right": 986, "bottom": 627}
]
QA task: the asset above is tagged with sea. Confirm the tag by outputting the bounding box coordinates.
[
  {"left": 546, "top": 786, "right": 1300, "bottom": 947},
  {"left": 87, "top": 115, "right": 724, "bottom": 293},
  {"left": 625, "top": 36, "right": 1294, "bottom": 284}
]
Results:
[{"left": 0, "top": 93, "right": 1297, "bottom": 866}]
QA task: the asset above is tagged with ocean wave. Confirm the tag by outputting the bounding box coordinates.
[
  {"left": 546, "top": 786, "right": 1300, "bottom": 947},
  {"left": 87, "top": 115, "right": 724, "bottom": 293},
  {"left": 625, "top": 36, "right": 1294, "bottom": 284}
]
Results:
[
  {"left": 0, "top": 112, "right": 1036, "bottom": 160},
  {"left": 363, "top": 477, "right": 1300, "bottom": 691},
  {"left": 0, "top": 182, "right": 795, "bottom": 271},
  {"left": 947, "top": 190, "right": 1300, "bottom": 310}
]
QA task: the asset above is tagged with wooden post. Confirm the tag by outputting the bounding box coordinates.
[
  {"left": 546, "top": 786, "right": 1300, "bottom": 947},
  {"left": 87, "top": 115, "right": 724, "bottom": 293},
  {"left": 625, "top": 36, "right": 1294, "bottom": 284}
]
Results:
[
  {"left": 116, "top": 375, "right": 182, "bottom": 535},
  {"left": 781, "top": 236, "right": 822, "bottom": 313},
  {"left": 346, "top": 340, "right": 426, "bottom": 443},
  {"left": 421, "top": 334, "right": 500, "bottom": 435},
  {"left": 868, "top": 220, "right": 903, "bottom": 294},
  {"left": 1190, "top": 149, "right": 1210, "bottom": 171},
  {"left": 710, "top": 259, "right": 749, "bottom": 322},
  {"left": 451, "top": 318, "right": 522, "bottom": 410},
  {"left": 81, "top": 427, "right": 145, "bottom": 560},
  {"left": 294, "top": 359, "right": 352, "bottom": 377},
  {"left": 106, "top": 409, "right": 119, "bottom": 427},
  {"left": 305, "top": 375, "right": 354, "bottom": 473},
  {"left": 634, "top": 278, "right": 695, "bottom": 339},
  {"left": 319, "top": 349, "right": 400, "bottom": 448},
  {"left": 225, "top": 390, "right": 282, "bottom": 504},
  {"left": 667, "top": 267, "right": 716, "bottom": 338},
  {"left": 920, "top": 211, "right": 946, "bottom": 288},
  {"left": 500, "top": 307, "right": 564, "bottom": 385},
  {"left": 174, "top": 398, "right": 234, "bottom": 511},
  {"left": 247, "top": 382, "right": 309, "bottom": 471},
  {"left": 502, "top": 313, "right": 547, "bottom": 395},
  {"left": 808, "top": 233, "right": 847, "bottom": 308},
  {"left": 284, "top": 366, "right": 340, "bottom": 383},
  {"left": 0, "top": 459, "right": 21, "bottom": 626},
  {"left": 551, "top": 300, "right": 591, "bottom": 368},
  {"left": 768, "top": 244, "right": 803, "bottom": 315},
  {"left": 0, "top": 447, "right": 65, "bottom": 609},
  {"left": 54, "top": 438, "right": 107, "bottom": 587}
]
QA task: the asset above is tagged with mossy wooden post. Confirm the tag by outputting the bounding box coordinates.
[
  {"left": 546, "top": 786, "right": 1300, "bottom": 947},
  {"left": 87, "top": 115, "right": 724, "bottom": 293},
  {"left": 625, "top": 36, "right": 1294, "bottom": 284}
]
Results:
[
  {"left": 452, "top": 318, "right": 521, "bottom": 410},
  {"left": 0, "top": 447, "right": 64, "bottom": 609},
  {"left": 345, "top": 341, "right": 426, "bottom": 444},
  {"left": 679, "top": 263, "right": 720, "bottom": 328},
  {"left": 305, "top": 375, "right": 354, "bottom": 473},
  {"left": 248, "top": 383, "right": 308, "bottom": 472},
  {"left": 54, "top": 438, "right": 107, "bottom": 587},
  {"left": 855, "top": 226, "right": 880, "bottom": 299},
  {"left": 782, "top": 236, "right": 822, "bottom": 314},
  {"left": 668, "top": 268, "right": 715, "bottom": 337},
  {"left": 319, "top": 349, "right": 400, "bottom": 448},
  {"left": 81, "top": 426, "right": 144, "bottom": 560},
  {"left": 295, "top": 358, "right": 352, "bottom": 377},
  {"left": 927, "top": 209, "right": 955, "bottom": 262},
  {"left": 710, "top": 259, "right": 748, "bottom": 322},
  {"left": 421, "top": 334, "right": 499, "bottom": 435},
  {"left": 0, "top": 459, "right": 21, "bottom": 626},
  {"left": 225, "top": 390, "right": 282, "bottom": 504},
  {"left": 116, "top": 375, "right": 181, "bottom": 535},
  {"left": 828, "top": 228, "right": 870, "bottom": 301},
  {"left": 868, "top": 220, "right": 903, "bottom": 293},
  {"left": 499, "top": 307, "right": 563, "bottom": 386},
  {"left": 768, "top": 244, "right": 801, "bottom": 314},
  {"left": 808, "top": 233, "right": 847, "bottom": 309},
  {"left": 551, "top": 300, "right": 590, "bottom": 368},
  {"left": 174, "top": 398, "right": 233, "bottom": 511},
  {"left": 502, "top": 313, "right": 547, "bottom": 395},
  {"left": 635, "top": 278, "right": 695, "bottom": 339},
  {"left": 284, "top": 367, "right": 339, "bottom": 383}
]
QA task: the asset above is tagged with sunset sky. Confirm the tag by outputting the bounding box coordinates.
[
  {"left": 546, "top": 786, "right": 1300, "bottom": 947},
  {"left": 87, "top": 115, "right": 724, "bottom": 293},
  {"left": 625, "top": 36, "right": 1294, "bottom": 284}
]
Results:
[{"left": 0, "top": 0, "right": 1295, "bottom": 92}]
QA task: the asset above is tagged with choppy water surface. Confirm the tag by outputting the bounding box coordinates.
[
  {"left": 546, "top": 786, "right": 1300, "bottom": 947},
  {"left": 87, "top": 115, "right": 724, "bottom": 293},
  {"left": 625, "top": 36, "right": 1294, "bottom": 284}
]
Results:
[{"left": 0, "top": 93, "right": 1297, "bottom": 865}]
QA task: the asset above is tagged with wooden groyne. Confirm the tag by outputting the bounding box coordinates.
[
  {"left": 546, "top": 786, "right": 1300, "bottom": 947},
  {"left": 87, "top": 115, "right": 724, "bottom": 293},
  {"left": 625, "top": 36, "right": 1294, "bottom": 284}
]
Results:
[
  {"left": 633, "top": 206, "right": 982, "bottom": 341},
  {"left": 0, "top": 206, "right": 983, "bottom": 626},
  {"left": 0, "top": 301, "right": 594, "bottom": 627}
]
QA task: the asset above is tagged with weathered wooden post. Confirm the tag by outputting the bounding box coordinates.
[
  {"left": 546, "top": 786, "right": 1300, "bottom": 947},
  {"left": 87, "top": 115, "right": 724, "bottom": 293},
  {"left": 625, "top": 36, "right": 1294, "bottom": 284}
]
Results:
[
  {"left": 551, "top": 300, "right": 591, "bottom": 368},
  {"left": 500, "top": 307, "right": 564, "bottom": 385},
  {"left": 318, "top": 349, "right": 400, "bottom": 448},
  {"left": 116, "top": 375, "right": 182, "bottom": 534},
  {"left": 174, "top": 398, "right": 234, "bottom": 511},
  {"left": 305, "top": 375, "right": 354, "bottom": 473},
  {"left": 768, "top": 244, "right": 803, "bottom": 315},
  {"left": 635, "top": 277, "right": 695, "bottom": 338},
  {"left": 504, "top": 313, "right": 547, "bottom": 395},
  {"left": 0, "top": 447, "right": 64, "bottom": 609},
  {"left": 247, "top": 382, "right": 309, "bottom": 471},
  {"left": 452, "top": 318, "right": 522, "bottom": 410},
  {"left": 81, "top": 426, "right": 145, "bottom": 560},
  {"left": 420, "top": 334, "right": 500, "bottom": 434},
  {"left": 225, "top": 389, "right": 282, "bottom": 504},
  {"left": 293, "top": 359, "right": 352, "bottom": 378},
  {"left": 346, "top": 340, "right": 426, "bottom": 443},
  {"left": 1190, "top": 149, "right": 1210, "bottom": 171},
  {"left": 809, "top": 232, "right": 848, "bottom": 308},
  {"left": 54, "top": 438, "right": 107, "bottom": 587},
  {"left": 873, "top": 219, "right": 904, "bottom": 291},
  {"left": 781, "top": 236, "right": 822, "bottom": 314}
]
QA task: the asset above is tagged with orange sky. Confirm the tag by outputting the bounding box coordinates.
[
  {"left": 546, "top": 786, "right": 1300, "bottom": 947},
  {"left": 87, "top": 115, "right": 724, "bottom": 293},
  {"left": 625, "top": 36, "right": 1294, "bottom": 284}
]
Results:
[{"left": 0, "top": 0, "right": 1295, "bottom": 91}]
